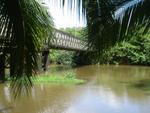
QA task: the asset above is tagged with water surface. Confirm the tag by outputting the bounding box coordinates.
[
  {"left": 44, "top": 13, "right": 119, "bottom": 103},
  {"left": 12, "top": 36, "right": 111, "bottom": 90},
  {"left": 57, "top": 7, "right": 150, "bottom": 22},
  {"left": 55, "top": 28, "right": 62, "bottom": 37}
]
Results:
[{"left": 0, "top": 65, "right": 150, "bottom": 113}]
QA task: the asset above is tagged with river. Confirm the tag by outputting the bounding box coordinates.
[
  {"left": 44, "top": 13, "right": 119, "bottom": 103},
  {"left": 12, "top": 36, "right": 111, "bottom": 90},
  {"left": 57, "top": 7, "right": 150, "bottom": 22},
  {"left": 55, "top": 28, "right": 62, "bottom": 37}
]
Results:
[{"left": 0, "top": 65, "right": 150, "bottom": 113}]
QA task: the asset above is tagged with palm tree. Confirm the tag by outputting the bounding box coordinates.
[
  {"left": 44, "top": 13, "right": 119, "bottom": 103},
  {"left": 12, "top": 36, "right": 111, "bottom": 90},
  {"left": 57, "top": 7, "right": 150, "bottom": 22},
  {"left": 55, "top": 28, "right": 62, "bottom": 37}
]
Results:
[
  {"left": 84, "top": 0, "right": 150, "bottom": 61},
  {"left": 0, "top": 0, "right": 53, "bottom": 96}
]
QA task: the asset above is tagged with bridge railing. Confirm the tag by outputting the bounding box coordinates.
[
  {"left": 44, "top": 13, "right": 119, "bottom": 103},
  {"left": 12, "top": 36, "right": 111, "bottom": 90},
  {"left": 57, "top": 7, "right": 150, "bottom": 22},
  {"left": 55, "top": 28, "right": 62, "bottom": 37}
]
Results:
[{"left": 44, "top": 29, "right": 89, "bottom": 51}]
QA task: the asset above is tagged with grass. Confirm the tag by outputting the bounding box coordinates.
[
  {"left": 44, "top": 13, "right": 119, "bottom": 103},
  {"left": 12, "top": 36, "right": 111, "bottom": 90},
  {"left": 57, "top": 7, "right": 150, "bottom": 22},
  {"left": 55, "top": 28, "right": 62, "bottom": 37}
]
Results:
[
  {"left": 34, "top": 72, "right": 85, "bottom": 85},
  {"left": 2, "top": 71, "right": 86, "bottom": 85}
]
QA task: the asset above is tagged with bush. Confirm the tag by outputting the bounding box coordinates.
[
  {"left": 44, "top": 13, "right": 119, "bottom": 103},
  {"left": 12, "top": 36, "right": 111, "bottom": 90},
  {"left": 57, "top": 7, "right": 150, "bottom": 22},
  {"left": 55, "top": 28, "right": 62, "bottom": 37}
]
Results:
[
  {"left": 105, "top": 35, "right": 150, "bottom": 65},
  {"left": 49, "top": 50, "right": 74, "bottom": 65}
]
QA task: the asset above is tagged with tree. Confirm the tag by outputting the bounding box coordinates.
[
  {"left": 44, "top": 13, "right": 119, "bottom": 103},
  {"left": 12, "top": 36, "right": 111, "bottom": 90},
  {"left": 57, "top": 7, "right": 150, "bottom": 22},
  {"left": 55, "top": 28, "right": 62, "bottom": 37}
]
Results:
[
  {"left": 0, "top": 0, "right": 53, "bottom": 96},
  {"left": 85, "top": 0, "right": 149, "bottom": 61}
]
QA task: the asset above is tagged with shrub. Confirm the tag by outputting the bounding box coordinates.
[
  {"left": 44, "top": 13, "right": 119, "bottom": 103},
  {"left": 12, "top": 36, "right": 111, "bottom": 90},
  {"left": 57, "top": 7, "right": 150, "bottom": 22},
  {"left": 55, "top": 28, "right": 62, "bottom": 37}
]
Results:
[{"left": 105, "top": 35, "right": 150, "bottom": 65}]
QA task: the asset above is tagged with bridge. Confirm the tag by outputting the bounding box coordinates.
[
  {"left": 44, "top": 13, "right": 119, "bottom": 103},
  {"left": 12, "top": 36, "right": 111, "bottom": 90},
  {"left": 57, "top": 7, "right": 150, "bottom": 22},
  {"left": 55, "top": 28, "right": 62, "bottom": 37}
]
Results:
[
  {"left": 41, "top": 29, "right": 91, "bottom": 71},
  {"left": 42, "top": 29, "right": 89, "bottom": 51}
]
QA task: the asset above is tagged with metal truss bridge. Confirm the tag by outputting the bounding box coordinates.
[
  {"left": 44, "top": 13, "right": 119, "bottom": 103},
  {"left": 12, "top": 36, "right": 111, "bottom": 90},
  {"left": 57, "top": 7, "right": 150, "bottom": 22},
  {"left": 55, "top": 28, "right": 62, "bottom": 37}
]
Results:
[{"left": 43, "top": 29, "right": 90, "bottom": 51}]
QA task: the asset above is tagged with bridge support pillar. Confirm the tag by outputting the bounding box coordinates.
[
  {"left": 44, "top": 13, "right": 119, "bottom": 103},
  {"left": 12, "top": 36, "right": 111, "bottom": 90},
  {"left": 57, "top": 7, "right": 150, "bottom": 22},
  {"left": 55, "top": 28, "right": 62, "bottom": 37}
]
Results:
[{"left": 42, "top": 50, "right": 49, "bottom": 71}]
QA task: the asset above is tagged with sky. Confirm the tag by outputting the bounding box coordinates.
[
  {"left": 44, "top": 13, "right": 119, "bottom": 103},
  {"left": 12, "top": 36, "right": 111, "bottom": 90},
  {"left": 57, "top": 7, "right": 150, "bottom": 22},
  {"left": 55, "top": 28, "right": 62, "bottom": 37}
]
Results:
[
  {"left": 42, "top": 0, "right": 86, "bottom": 29},
  {"left": 40, "top": 0, "right": 142, "bottom": 29}
]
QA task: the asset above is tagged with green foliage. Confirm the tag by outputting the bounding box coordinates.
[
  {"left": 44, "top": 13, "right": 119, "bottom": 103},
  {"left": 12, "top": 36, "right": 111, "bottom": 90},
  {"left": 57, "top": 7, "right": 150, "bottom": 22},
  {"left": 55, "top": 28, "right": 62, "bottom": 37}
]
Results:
[
  {"left": 86, "top": 0, "right": 120, "bottom": 56},
  {"left": 64, "top": 72, "right": 76, "bottom": 79},
  {"left": 105, "top": 33, "right": 150, "bottom": 65},
  {"left": 35, "top": 72, "right": 85, "bottom": 84},
  {"left": 83, "top": 0, "right": 150, "bottom": 61},
  {"left": 50, "top": 50, "right": 75, "bottom": 65}
]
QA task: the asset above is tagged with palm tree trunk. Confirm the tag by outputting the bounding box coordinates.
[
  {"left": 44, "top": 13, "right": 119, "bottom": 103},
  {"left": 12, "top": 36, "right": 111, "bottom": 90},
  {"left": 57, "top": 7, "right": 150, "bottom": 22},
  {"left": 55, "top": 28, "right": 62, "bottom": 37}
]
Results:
[{"left": 0, "top": 54, "right": 5, "bottom": 82}]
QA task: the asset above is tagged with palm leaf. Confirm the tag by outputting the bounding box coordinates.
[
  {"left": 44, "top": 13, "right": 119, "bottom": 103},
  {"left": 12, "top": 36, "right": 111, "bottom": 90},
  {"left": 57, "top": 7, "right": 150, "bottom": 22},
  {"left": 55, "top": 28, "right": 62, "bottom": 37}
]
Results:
[
  {"left": 115, "top": 0, "right": 150, "bottom": 40},
  {"left": 0, "top": 0, "right": 53, "bottom": 97}
]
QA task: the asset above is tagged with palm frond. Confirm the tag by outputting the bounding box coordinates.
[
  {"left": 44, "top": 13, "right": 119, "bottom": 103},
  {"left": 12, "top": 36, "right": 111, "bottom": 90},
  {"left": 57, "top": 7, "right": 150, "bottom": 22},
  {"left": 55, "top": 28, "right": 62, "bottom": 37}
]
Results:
[
  {"left": 115, "top": 0, "right": 150, "bottom": 40},
  {"left": 0, "top": 0, "right": 53, "bottom": 96}
]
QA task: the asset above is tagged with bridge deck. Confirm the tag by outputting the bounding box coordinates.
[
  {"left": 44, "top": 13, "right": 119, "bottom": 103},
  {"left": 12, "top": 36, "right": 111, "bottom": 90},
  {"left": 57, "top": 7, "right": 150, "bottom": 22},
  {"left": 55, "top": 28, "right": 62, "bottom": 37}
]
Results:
[{"left": 43, "top": 29, "right": 90, "bottom": 51}]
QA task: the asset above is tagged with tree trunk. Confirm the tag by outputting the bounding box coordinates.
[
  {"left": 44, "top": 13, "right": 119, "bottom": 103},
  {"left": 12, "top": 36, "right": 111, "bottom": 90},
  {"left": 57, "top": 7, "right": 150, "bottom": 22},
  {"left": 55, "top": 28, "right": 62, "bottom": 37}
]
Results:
[{"left": 0, "top": 54, "right": 5, "bottom": 82}]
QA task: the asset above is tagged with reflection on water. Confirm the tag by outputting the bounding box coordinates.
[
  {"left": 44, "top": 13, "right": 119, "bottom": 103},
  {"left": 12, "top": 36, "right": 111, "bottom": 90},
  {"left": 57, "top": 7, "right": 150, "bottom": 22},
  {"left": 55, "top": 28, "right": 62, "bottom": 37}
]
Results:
[{"left": 0, "top": 65, "right": 150, "bottom": 113}]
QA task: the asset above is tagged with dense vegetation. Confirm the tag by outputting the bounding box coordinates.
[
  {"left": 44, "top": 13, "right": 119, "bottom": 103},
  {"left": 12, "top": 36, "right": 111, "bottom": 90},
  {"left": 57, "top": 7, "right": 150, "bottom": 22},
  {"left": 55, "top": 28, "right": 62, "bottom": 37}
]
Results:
[
  {"left": 49, "top": 50, "right": 74, "bottom": 65},
  {"left": 104, "top": 35, "right": 150, "bottom": 66}
]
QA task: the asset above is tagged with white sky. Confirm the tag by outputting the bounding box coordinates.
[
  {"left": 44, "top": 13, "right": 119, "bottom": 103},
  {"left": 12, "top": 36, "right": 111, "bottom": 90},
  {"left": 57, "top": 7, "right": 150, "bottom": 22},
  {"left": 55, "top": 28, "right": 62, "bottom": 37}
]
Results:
[
  {"left": 41, "top": 0, "right": 141, "bottom": 29},
  {"left": 42, "top": 0, "right": 86, "bottom": 29}
]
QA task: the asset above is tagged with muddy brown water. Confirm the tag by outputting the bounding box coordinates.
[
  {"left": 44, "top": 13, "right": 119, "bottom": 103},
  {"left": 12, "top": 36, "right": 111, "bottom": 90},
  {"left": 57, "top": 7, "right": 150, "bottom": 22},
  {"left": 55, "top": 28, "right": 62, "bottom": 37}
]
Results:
[{"left": 0, "top": 65, "right": 150, "bottom": 113}]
